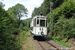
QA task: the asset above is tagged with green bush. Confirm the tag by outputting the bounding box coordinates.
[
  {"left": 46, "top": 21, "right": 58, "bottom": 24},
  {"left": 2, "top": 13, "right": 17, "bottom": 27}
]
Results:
[
  {"left": 60, "top": 0, "right": 75, "bottom": 18},
  {"left": 47, "top": 0, "right": 75, "bottom": 24},
  {"left": 0, "top": 5, "right": 22, "bottom": 50},
  {"left": 62, "top": 38, "right": 68, "bottom": 42},
  {"left": 47, "top": 0, "right": 75, "bottom": 40},
  {"left": 47, "top": 8, "right": 61, "bottom": 23},
  {"left": 53, "top": 35, "right": 62, "bottom": 41},
  {"left": 54, "top": 16, "right": 75, "bottom": 39}
]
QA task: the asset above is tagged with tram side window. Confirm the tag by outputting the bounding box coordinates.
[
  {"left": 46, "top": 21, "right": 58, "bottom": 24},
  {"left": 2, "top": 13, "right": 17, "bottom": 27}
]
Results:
[
  {"left": 40, "top": 20, "right": 45, "bottom": 26},
  {"left": 37, "top": 20, "right": 39, "bottom": 24},
  {"left": 46, "top": 20, "right": 47, "bottom": 27},
  {"left": 34, "top": 19, "right": 36, "bottom": 26},
  {"left": 37, "top": 20, "right": 39, "bottom": 26}
]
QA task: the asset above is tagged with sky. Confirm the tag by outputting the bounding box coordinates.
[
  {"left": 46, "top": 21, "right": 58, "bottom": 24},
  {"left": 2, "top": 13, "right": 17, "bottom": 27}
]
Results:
[{"left": 1, "top": 0, "right": 44, "bottom": 20}]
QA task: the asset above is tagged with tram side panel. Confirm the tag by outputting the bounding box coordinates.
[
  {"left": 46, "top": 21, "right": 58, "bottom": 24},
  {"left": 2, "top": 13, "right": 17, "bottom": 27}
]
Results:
[
  {"left": 32, "top": 27, "right": 35, "bottom": 34},
  {"left": 33, "top": 27, "right": 47, "bottom": 36},
  {"left": 30, "top": 19, "right": 34, "bottom": 34}
]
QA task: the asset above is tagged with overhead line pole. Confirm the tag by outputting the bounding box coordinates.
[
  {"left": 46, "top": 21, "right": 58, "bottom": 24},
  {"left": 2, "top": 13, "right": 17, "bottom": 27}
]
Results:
[{"left": 50, "top": 2, "right": 53, "bottom": 35}]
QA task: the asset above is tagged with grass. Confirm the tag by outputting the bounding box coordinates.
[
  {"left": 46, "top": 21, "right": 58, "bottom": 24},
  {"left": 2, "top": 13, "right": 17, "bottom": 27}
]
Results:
[
  {"left": 49, "top": 37, "right": 71, "bottom": 48},
  {"left": 54, "top": 40, "right": 71, "bottom": 48},
  {"left": 20, "top": 31, "right": 25, "bottom": 44},
  {"left": 20, "top": 31, "right": 29, "bottom": 42},
  {"left": 24, "top": 31, "right": 30, "bottom": 42},
  {"left": 73, "top": 0, "right": 75, "bottom": 2},
  {"left": 20, "top": 31, "right": 35, "bottom": 50}
]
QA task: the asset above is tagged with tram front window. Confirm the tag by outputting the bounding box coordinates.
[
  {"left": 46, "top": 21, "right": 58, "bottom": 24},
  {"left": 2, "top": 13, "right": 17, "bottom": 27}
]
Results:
[
  {"left": 40, "top": 20, "right": 45, "bottom": 26},
  {"left": 37, "top": 20, "right": 39, "bottom": 26}
]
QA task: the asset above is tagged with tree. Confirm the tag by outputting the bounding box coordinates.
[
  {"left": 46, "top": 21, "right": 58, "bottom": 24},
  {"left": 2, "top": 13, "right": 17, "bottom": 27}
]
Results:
[
  {"left": 0, "top": 1, "right": 5, "bottom": 8},
  {"left": 8, "top": 3, "right": 28, "bottom": 25},
  {"left": 32, "top": 0, "right": 65, "bottom": 17},
  {"left": 0, "top": 4, "right": 22, "bottom": 50},
  {"left": 7, "top": 10, "right": 18, "bottom": 27},
  {"left": 32, "top": 8, "right": 41, "bottom": 17},
  {"left": 0, "top": 2, "right": 27, "bottom": 50}
]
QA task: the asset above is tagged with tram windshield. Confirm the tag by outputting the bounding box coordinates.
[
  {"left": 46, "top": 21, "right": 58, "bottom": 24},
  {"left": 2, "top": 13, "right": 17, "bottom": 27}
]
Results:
[{"left": 40, "top": 20, "right": 45, "bottom": 26}]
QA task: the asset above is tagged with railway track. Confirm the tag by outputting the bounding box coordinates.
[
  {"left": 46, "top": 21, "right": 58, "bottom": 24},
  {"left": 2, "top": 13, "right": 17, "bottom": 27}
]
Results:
[{"left": 36, "top": 40, "right": 61, "bottom": 50}]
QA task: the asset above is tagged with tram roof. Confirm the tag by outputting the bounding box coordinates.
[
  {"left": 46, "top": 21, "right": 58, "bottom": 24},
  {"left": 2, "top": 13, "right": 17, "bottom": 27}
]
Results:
[{"left": 33, "top": 15, "right": 47, "bottom": 19}]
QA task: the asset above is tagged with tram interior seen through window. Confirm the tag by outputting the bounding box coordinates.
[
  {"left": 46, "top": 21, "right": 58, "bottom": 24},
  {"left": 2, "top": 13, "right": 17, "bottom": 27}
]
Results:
[
  {"left": 40, "top": 20, "right": 45, "bottom": 26},
  {"left": 46, "top": 20, "right": 47, "bottom": 27},
  {"left": 37, "top": 20, "right": 39, "bottom": 26},
  {"left": 36, "top": 20, "right": 47, "bottom": 27}
]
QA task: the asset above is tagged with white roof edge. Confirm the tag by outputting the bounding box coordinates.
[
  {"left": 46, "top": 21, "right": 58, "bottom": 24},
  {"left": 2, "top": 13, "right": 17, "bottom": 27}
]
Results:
[{"left": 33, "top": 15, "right": 47, "bottom": 18}]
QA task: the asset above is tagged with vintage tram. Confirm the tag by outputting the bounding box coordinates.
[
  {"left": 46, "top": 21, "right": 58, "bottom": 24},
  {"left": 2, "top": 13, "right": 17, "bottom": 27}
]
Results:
[{"left": 30, "top": 15, "right": 48, "bottom": 38}]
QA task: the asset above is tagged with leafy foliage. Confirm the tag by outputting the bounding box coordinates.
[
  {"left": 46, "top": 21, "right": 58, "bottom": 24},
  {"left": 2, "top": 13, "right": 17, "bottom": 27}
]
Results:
[
  {"left": 8, "top": 3, "right": 28, "bottom": 19},
  {"left": 46, "top": 0, "right": 75, "bottom": 42},
  {"left": 32, "top": 0, "right": 65, "bottom": 17},
  {"left": 8, "top": 3, "right": 28, "bottom": 26},
  {"left": 53, "top": 16, "right": 75, "bottom": 41},
  {"left": 0, "top": 2, "right": 28, "bottom": 50},
  {"left": 0, "top": 1, "right": 5, "bottom": 8},
  {"left": 47, "top": 0, "right": 75, "bottom": 24},
  {"left": 60, "top": 0, "right": 75, "bottom": 18},
  {"left": 0, "top": 5, "right": 22, "bottom": 50}
]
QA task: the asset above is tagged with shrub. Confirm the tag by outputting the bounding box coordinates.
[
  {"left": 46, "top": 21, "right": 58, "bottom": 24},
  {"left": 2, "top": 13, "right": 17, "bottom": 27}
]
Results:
[
  {"left": 47, "top": 0, "right": 75, "bottom": 39},
  {"left": 60, "top": 0, "right": 75, "bottom": 18},
  {"left": 47, "top": 0, "right": 75, "bottom": 24},
  {"left": 54, "top": 16, "right": 75, "bottom": 39},
  {"left": 55, "top": 36, "right": 62, "bottom": 41},
  {"left": 0, "top": 5, "right": 22, "bottom": 50}
]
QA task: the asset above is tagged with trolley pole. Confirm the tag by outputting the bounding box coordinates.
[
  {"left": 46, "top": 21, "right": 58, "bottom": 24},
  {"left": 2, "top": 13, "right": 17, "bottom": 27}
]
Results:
[{"left": 50, "top": 2, "right": 53, "bottom": 35}]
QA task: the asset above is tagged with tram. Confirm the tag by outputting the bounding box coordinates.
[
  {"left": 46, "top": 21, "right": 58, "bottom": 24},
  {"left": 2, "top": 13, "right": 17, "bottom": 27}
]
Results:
[{"left": 30, "top": 15, "right": 48, "bottom": 38}]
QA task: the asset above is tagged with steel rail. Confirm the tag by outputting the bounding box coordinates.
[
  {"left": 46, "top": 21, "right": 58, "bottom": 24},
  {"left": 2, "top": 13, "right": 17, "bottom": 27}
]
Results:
[
  {"left": 36, "top": 40, "right": 61, "bottom": 50},
  {"left": 36, "top": 40, "right": 46, "bottom": 50},
  {"left": 45, "top": 40, "right": 61, "bottom": 50}
]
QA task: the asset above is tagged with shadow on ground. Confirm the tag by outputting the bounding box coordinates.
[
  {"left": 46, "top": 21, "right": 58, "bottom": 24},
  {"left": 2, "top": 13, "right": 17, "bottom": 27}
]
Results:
[{"left": 33, "top": 36, "right": 50, "bottom": 41}]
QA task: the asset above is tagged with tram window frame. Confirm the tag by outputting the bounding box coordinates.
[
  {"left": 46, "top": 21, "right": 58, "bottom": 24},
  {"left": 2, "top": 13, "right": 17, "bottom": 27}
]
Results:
[
  {"left": 46, "top": 20, "right": 47, "bottom": 27},
  {"left": 40, "top": 20, "right": 45, "bottom": 27},
  {"left": 37, "top": 20, "right": 39, "bottom": 24},
  {"left": 37, "top": 19, "right": 39, "bottom": 26},
  {"left": 34, "top": 18, "right": 36, "bottom": 26}
]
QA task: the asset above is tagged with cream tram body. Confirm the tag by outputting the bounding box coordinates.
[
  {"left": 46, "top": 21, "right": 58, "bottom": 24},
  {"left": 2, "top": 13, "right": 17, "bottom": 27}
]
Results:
[{"left": 30, "top": 15, "right": 48, "bottom": 37}]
